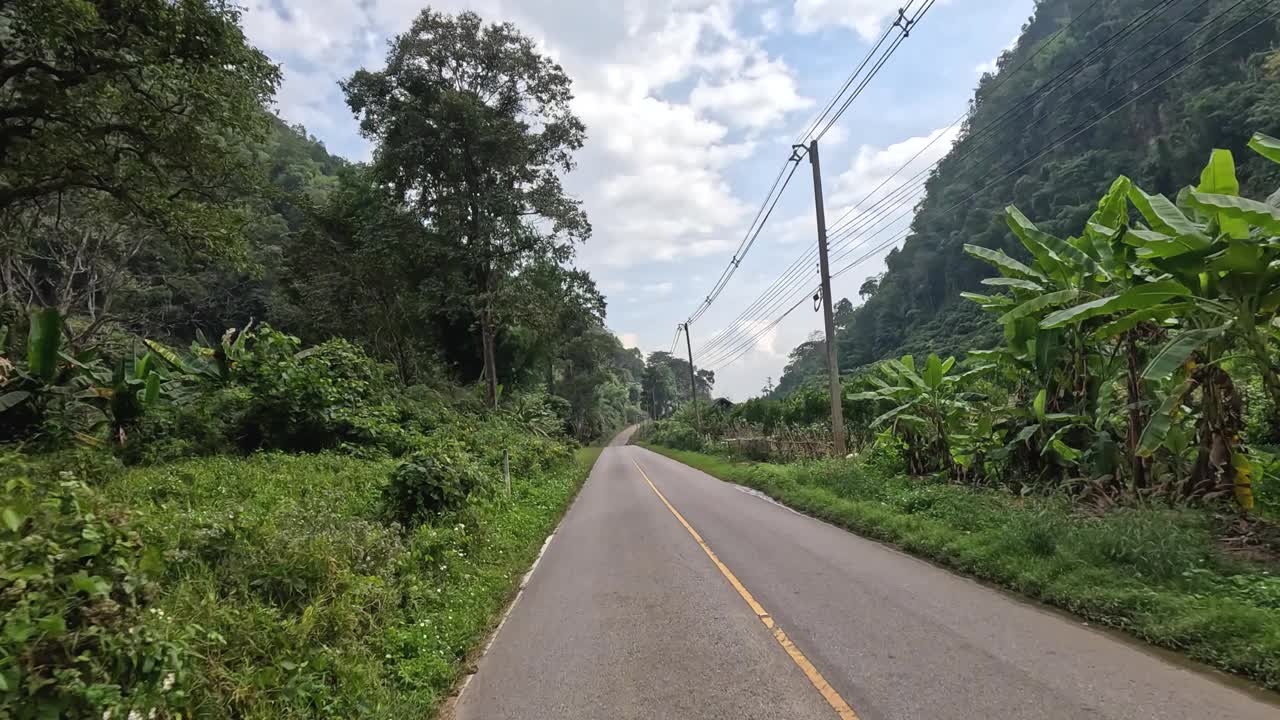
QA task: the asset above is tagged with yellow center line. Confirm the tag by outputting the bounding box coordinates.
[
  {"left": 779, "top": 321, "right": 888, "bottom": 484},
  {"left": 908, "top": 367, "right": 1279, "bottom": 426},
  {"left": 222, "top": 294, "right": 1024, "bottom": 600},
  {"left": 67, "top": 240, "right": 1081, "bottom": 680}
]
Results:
[{"left": 631, "top": 458, "right": 860, "bottom": 720}]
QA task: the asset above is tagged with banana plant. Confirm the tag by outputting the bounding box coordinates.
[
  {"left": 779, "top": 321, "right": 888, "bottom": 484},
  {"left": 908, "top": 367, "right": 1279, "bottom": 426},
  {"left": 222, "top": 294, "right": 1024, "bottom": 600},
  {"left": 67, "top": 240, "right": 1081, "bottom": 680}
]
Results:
[
  {"left": 964, "top": 189, "right": 1146, "bottom": 484},
  {"left": 847, "top": 354, "right": 990, "bottom": 475},
  {"left": 76, "top": 349, "right": 165, "bottom": 446},
  {"left": 1042, "top": 145, "right": 1280, "bottom": 508},
  {"left": 0, "top": 309, "right": 64, "bottom": 418},
  {"left": 145, "top": 321, "right": 255, "bottom": 384}
]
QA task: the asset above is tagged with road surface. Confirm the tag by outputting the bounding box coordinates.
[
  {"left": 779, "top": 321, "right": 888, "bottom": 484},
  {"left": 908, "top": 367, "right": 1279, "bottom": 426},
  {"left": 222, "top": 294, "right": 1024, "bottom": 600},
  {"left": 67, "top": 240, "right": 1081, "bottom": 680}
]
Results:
[{"left": 455, "top": 443, "right": 1280, "bottom": 719}]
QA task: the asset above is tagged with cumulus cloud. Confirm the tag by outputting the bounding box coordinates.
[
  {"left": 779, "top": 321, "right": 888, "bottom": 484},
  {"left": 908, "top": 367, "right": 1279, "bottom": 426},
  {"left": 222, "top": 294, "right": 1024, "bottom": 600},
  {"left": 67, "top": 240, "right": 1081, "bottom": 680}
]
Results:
[
  {"left": 792, "top": 0, "right": 909, "bottom": 38},
  {"left": 239, "top": 0, "right": 815, "bottom": 272},
  {"left": 825, "top": 125, "right": 960, "bottom": 244}
]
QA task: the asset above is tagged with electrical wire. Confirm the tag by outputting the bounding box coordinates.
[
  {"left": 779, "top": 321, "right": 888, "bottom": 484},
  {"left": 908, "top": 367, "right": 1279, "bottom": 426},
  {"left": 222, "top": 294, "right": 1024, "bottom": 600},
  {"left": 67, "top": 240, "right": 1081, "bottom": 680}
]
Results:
[
  {"left": 700, "top": 0, "right": 1271, "bottom": 372},
  {"left": 794, "top": 1, "right": 915, "bottom": 144},
  {"left": 680, "top": 1, "right": 934, "bottom": 333},
  {"left": 824, "top": 0, "right": 1179, "bottom": 242},
  {"left": 824, "top": 0, "right": 1270, "bottom": 273},
  {"left": 811, "top": 0, "right": 938, "bottom": 142},
  {"left": 699, "top": 0, "right": 1114, "bottom": 363},
  {"left": 828, "top": 0, "right": 1280, "bottom": 281}
]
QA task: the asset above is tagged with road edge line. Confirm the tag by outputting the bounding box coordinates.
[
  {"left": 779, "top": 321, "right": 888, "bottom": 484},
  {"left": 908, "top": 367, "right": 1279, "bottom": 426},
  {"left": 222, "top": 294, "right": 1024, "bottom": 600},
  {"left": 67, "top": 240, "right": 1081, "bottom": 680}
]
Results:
[{"left": 631, "top": 458, "right": 860, "bottom": 720}]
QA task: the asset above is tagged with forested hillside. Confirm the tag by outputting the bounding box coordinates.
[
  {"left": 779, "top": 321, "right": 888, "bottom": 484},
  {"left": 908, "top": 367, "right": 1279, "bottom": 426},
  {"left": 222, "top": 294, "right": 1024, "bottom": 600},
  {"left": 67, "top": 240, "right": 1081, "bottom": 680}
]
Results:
[
  {"left": 1, "top": 10, "right": 649, "bottom": 442},
  {"left": 775, "top": 0, "right": 1280, "bottom": 394}
]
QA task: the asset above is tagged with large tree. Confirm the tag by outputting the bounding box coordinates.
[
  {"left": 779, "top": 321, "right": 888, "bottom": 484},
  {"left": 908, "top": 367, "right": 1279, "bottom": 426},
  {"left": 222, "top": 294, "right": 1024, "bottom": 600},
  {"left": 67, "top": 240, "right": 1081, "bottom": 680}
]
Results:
[
  {"left": 0, "top": 0, "right": 279, "bottom": 242},
  {"left": 343, "top": 8, "right": 590, "bottom": 407}
]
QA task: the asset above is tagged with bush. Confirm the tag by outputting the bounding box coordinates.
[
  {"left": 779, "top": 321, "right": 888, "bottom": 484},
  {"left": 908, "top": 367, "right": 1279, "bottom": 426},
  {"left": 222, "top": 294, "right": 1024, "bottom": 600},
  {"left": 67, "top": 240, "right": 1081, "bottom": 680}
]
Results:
[
  {"left": 125, "top": 385, "right": 253, "bottom": 463},
  {"left": 384, "top": 440, "right": 488, "bottom": 525},
  {"left": 0, "top": 457, "right": 192, "bottom": 718},
  {"left": 642, "top": 420, "right": 704, "bottom": 451},
  {"left": 231, "top": 327, "right": 394, "bottom": 452}
]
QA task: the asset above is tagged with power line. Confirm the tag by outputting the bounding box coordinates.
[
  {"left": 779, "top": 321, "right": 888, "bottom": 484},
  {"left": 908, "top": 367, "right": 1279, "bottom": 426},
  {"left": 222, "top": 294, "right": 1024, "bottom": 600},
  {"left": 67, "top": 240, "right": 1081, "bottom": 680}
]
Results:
[
  {"left": 700, "top": 0, "right": 1113, "bottom": 363},
  {"left": 820, "top": 0, "right": 1251, "bottom": 266},
  {"left": 708, "top": 292, "right": 814, "bottom": 372},
  {"left": 681, "top": 2, "right": 933, "bottom": 333},
  {"left": 824, "top": 0, "right": 1175, "bottom": 241},
  {"left": 684, "top": 157, "right": 798, "bottom": 326},
  {"left": 811, "top": 0, "right": 938, "bottom": 142},
  {"left": 794, "top": 1, "right": 914, "bottom": 144},
  {"left": 700, "top": 280, "right": 817, "bottom": 368},
  {"left": 828, "top": 0, "right": 1280, "bottom": 281},
  {"left": 702, "top": 0, "right": 1270, "bottom": 373}
]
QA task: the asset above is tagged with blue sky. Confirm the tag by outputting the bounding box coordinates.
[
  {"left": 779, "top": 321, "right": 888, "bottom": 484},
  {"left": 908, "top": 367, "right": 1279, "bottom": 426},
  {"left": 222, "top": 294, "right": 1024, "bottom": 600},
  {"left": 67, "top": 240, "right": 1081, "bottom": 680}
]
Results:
[{"left": 242, "top": 0, "right": 1035, "bottom": 399}]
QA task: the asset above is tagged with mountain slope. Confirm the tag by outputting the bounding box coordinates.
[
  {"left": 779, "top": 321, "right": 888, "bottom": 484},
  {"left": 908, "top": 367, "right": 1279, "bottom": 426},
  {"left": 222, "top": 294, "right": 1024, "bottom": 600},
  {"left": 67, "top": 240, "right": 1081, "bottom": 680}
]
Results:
[{"left": 775, "top": 0, "right": 1280, "bottom": 395}]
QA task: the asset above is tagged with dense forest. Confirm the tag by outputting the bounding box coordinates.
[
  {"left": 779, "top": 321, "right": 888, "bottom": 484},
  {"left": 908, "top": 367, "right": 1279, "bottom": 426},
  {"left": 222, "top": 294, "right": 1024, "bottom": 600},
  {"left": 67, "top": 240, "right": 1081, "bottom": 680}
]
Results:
[
  {"left": 0, "top": 2, "right": 664, "bottom": 445},
  {"left": 774, "top": 0, "right": 1280, "bottom": 395}
]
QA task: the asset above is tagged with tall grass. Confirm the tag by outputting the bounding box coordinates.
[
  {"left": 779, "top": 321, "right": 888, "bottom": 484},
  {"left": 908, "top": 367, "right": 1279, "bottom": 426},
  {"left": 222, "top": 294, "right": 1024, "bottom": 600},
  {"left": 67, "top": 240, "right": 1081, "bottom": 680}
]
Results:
[{"left": 89, "top": 449, "right": 593, "bottom": 718}]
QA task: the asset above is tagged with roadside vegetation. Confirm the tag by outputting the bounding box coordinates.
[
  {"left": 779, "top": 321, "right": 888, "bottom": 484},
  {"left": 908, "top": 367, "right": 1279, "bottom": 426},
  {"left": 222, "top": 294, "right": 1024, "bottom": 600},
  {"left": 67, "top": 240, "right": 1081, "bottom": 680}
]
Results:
[
  {"left": 637, "top": 140, "right": 1280, "bottom": 688},
  {"left": 1, "top": 3, "right": 614, "bottom": 718}
]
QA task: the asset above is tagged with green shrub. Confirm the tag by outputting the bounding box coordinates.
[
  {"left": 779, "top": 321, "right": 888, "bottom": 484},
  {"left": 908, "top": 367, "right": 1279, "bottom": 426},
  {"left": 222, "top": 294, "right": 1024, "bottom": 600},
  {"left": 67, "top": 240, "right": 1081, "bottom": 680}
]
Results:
[
  {"left": 644, "top": 420, "right": 704, "bottom": 451},
  {"left": 0, "top": 458, "right": 192, "bottom": 718},
  {"left": 231, "top": 327, "right": 394, "bottom": 452},
  {"left": 125, "top": 385, "right": 252, "bottom": 463},
  {"left": 384, "top": 440, "right": 488, "bottom": 525}
]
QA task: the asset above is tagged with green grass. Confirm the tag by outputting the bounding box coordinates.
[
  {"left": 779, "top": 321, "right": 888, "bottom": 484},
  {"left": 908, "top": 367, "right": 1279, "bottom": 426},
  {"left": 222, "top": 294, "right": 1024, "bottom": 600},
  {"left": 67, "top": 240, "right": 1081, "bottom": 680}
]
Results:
[
  {"left": 91, "top": 448, "right": 595, "bottom": 719},
  {"left": 638, "top": 443, "right": 1280, "bottom": 691}
]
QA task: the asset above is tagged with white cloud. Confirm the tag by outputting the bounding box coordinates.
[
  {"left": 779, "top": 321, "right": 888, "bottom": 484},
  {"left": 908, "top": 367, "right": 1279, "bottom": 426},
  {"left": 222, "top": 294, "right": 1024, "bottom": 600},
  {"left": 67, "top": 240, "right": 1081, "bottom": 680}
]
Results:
[
  {"left": 825, "top": 125, "right": 960, "bottom": 247},
  {"left": 643, "top": 281, "right": 675, "bottom": 296},
  {"left": 690, "top": 54, "right": 813, "bottom": 130},
  {"left": 242, "top": 0, "right": 813, "bottom": 271},
  {"left": 619, "top": 332, "right": 641, "bottom": 349},
  {"left": 760, "top": 7, "right": 782, "bottom": 31},
  {"left": 792, "top": 0, "right": 908, "bottom": 38}
]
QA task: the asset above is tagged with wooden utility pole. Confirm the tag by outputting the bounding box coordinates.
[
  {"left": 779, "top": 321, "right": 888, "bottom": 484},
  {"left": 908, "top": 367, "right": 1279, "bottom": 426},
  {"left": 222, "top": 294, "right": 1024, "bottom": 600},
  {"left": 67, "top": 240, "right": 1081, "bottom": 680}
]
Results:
[
  {"left": 803, "top": 139, "right": 846, "bottom": 456},
  {"left": 683, "top": 323, "right": 702, "bottom": 431}
]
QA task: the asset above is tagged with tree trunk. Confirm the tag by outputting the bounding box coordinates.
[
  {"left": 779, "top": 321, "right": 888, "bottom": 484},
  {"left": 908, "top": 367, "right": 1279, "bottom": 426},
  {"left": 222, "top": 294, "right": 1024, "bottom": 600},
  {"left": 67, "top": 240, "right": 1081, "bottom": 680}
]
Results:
[
  {"left": 1187, "top": 364, "right": 1241, "bottom": 502},
  {"left": 1124, "top": 332, "right": 1149, "bottom": 492},
  {"left": 481, "top": 307, "right": 498, "bottom": 408}
]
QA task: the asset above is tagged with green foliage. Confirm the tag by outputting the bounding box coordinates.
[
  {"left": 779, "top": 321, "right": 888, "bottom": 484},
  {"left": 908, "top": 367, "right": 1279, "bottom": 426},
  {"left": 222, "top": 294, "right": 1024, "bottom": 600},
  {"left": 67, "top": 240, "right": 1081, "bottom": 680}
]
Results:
[
  {"left": 344, "top": 9, "right": 590, "bottom": 407},
  {"left": 0, "top": 0, "right": 280, "bottom": 244},
  {"left": 634, "top": 420, "right": 705, "bottom": 452},
  {"left": 6, "top": 418, "right": 591, "bottom": 719},
  {"left": 384, "top": 444, "right": 488, "bottom": 525},
  {"left": 0, "top": 456, "right": 191, "bottom": 718}
]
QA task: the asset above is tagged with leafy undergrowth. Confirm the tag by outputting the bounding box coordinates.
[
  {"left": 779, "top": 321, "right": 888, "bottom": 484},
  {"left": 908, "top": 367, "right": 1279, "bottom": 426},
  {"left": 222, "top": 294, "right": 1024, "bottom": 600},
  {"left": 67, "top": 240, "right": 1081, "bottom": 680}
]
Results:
[
  {"left": 4, "top": 448, "right": 596, "bottom": 719},
  {"left": 638, "top": 444, "right": 1280, "bottom": 691}
]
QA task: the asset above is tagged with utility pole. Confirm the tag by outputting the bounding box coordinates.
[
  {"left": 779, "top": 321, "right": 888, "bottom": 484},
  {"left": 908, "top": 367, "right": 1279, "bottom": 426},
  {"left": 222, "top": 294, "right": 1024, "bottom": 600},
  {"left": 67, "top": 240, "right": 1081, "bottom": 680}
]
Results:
[
  {"left": 682, "top": 323, "right": 702, "bottom": 432},
  {"left": 800, "top": 139, "right": 847, "bottom": 456}
]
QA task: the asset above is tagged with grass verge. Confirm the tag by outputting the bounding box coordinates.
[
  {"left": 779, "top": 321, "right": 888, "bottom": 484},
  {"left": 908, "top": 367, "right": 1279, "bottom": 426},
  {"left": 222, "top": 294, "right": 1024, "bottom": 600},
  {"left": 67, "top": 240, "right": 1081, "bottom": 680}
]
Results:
[
  {"left": 637, "top": 443, "right": 1280, "bottom": 691},
  {"left": 82, "top": 448, "right": 594, "bottom": 719}
]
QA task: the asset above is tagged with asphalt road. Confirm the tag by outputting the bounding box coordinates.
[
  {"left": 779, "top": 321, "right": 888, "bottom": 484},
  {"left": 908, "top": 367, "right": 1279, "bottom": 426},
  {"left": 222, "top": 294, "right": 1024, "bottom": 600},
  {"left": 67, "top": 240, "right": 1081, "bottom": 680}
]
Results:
[{"left": 455, "top": 443, "right": 1280, "bottom": 719}]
